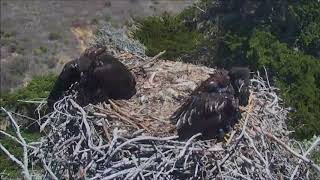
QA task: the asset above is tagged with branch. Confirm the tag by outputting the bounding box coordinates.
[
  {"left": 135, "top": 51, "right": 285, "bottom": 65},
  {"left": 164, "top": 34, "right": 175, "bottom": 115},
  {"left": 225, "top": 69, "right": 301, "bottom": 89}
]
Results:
[
  {"left": 290, "top": 137, "right": 320, "bottom": 179},
  {"left": 1, "top": 107, "right": 31, "bottom": 180},
  {"left": 254, "top": 125, "right": 320, "bottom": 174},
  {"left": 129, "top": 50, "right": 166, "bottom": 70}
]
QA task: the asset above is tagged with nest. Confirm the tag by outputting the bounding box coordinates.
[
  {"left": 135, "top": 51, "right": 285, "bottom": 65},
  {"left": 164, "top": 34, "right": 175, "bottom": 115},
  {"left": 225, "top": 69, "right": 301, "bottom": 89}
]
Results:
[
  {"left": 1, "top": 52, "right": 319, "bottom": 180},
  {"left": 90, "top": 52, "right": 215, "bottom": 138}
]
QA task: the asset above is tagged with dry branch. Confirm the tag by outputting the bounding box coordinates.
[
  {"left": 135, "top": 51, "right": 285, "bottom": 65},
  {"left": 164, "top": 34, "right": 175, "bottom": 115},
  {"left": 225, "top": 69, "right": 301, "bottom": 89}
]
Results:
[
  {"left": 129, "top": 50, "right": 166, "bottom": 70},
  {"left": 0, "top": 108, "right": 32, "bottom": 180}
]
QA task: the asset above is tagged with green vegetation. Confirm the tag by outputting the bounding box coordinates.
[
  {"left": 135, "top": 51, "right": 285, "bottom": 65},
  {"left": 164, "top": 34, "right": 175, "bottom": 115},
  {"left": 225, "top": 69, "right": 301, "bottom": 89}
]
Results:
[
  {"left": 248, "top": 30, "right": 320, "bottom": 139},
  {"left": 0, "top": 129, "right": 41, "bottom": 178},
  {"left": 0, "top": 135, "right": 22, "bottom": 178},
  {"left": 133, "top": 0, "right": 320, "bottom": 139},
  {"left": 312, "top": 150, "right": 320, "bottom": 166},
  {"left": 1, "top": 74, "right": 57, "bottom": 117},
  {"left": 0, "top": 31, "right": 25, "bottom": 54},
  {"left": 91, "top": 17, "right": 99, "bottom": 25},
  {"left": 63, "top": 39, "right": 70, "bottom": 45},
  {"left": 133, "top": 12, "right": 205, "bottom": 59},
  {"left": 0, "top": 30, "right": 16, "bottom": 38},
  {"left": 34, "top": 46, "right": 48, "bottom": 55},
  {"left": 292, "top": 136, "right": 320, "bottom": 177},
  {"left": 48, "top": 32, "right": 62, "bottom": 41},
  {"left": 105, "top": 15, "right": 112, "bottom": 22},
  {"left": 0, "top": 74, "right": 56, "bottom": 178},
  {"left": 8, "top": 40, "right": 25, "bottom": 54}
]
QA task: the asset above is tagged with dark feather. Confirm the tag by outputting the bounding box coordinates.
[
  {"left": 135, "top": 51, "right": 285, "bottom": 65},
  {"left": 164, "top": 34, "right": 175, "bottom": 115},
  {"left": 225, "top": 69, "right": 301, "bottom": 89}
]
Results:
[
  {"left": 47, "top": 47, "right": 136, "bottom": 108},
  {"left": 171, "top": 69, "right": 240, "bottom": 140}
]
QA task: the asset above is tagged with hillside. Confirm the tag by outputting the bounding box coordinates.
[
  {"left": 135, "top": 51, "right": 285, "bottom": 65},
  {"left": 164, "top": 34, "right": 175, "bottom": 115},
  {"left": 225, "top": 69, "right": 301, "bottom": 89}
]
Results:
[{"left": 0, "top": 0, "right": 193, "bottom": 92}]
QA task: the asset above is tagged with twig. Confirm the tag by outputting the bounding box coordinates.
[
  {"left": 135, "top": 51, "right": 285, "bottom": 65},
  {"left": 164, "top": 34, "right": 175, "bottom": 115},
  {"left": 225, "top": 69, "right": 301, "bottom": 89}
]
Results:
[
  {"left": 290, "top": 137, "right": 320, "bottom": 179},
  {"left": 254, "top": 125, "right": 320, "bottom": 174},
  {"left": 192, "top": 5, "right": 206, "bottom": 13},
  {"left": 129, "top": 50, "right": 166, "bottom": 70},
  {"left": 290, "top": 137, "right": 320, "bottom": 180},
  {"left": 177, "top": 133, "right": 201, "bottom": 159}
]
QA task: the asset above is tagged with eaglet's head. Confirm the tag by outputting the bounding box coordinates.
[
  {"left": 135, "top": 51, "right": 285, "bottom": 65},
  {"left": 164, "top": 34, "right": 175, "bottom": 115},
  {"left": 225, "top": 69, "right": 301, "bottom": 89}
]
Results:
[{"left": 205, "top": 69, "right": 231, "bottom": 93}]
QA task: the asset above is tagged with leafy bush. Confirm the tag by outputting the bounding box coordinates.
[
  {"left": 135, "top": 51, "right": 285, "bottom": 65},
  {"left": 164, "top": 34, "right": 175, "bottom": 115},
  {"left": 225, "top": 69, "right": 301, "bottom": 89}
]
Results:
[
  {"left": 48, "top": 32, "right": 62, "bottom": 41},
  {"left": 34, "top": 46, "right": 48, "bottom": 55},
  {"left": 290, "top": 1, "right": 320, "bottom": 57},
  {"left": 91, "top": 17, "right": 99, "bottom": 25},
  {"left": 133, "top": 12, "right": 205, "bottom": 59},
  {"left": 248, "top": 30, "right": 320, "bottom": 139},
  {"left": 0, "top": 132, "right": 24, "bottom": 178},
  {"left": 0, "top": 74, "right": 57, "bottom": 116}
]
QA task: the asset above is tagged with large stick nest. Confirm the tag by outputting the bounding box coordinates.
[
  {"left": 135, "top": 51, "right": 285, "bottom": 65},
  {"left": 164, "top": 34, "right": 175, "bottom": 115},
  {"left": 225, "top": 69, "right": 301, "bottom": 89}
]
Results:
[{"left": 1, "top": 52, "right": 319, "bottom": 180}]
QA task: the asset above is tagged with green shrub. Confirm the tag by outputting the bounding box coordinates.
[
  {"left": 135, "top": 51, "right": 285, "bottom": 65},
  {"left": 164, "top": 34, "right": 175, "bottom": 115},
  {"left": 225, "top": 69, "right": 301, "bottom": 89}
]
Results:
[
  {"left": 91, "top": 17, "right": 99, "bottom": 25},
  {"left": 105, "top": 15, "right": 112, "bottom": 22},
  {"left": 2, "top": 38, "right": 25, "bottom": 54},
  {"left": 0, "top": 74, "right": 57, "bottom": 116},
  {"left": 0, "top": 30, "right": 16, "bottom": 38},
  {"left": 0, "top": 134, "right": 23, "bottom": 178},
  {"left": 48, "top": 32, "right": 62, "bottom": 41},
  {"left": 133, "top": 12, "right": 205, "bottom": 59},
  {"left": 247, "top": 30, "right": 320, "bottom": 139},
  {"left": 291, "top": 1, "right": 320, "bottom": 57},
  {"left": 34, "top": 46, "right": 48, "bottom": 55}
]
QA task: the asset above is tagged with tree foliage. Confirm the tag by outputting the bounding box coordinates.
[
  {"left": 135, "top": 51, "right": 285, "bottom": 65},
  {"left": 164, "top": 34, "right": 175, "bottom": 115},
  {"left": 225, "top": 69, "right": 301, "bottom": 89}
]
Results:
[
  {"left": 248, "top": 30, "right": 320, "bottom": 138},
  {"left": 133, "top": 12, "right": 205, "bottom": 59}
]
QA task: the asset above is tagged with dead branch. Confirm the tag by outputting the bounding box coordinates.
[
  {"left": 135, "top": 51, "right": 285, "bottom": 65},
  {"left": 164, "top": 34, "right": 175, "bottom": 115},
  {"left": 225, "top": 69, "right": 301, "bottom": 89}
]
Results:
[
  {"left": 129, "top": 50, "right": 166, "bottom": 70},
  {"left": 0, "top": 108, "right": 32, "bottom": 180}
]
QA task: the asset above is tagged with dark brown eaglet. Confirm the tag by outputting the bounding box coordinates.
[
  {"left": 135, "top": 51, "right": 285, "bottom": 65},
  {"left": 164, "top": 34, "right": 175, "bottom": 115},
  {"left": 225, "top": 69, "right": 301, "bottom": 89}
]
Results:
[
  {"left": 170, "top": 69, "right": 240, "bottom": 140},
  {"left": 47, "top": 46, "right": 137, "bottom": 108}
]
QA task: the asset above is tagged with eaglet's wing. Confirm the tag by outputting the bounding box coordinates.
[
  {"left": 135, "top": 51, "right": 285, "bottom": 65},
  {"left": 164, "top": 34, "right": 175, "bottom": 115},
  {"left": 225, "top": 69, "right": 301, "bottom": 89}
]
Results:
[{"left": 171, "top": 92, "right": 237, "bottom": 129}]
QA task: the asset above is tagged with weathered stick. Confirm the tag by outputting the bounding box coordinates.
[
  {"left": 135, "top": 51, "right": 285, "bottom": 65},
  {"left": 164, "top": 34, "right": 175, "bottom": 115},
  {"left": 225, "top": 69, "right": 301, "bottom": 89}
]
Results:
[
  {"left": 129, "top": 50, "right": 166, "bottom": 70},
  {"left": 290, "top": 137, "right": 320, "bottom": 179},
  {"left": 0, "top": 108, "right": 32, "bottom": 180}
]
